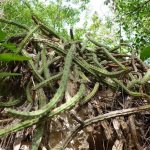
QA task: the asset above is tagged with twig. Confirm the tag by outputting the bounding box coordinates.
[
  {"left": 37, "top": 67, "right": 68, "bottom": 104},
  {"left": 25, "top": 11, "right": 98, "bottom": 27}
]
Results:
[
  {"left": 70, "top": 111, "right": 84, "bottom": 125},
  {"left": 129, "top": 115, "right": 141, "bottom": 150},
  {"left": 60, "top": 104, "right": 150, "bottom": 149}
]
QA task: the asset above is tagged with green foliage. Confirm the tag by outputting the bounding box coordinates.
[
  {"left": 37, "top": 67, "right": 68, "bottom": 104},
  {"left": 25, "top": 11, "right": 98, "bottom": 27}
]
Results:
[
  {"left": 0, "top": 43, "right": 17, "bottom": 52},
  {"left": 0, "top": 29, "right": 7, "bottom": 41},
  {"left": 0, "top": 53, "right": 31, "bottom": 61},
  {"left": 0, "top": 0, "right": 32, "bottom": 36},
  {"left": 0, "top": 20, "right": 30, "bottom": 77},
  {"left": 113, "top": 0, "right": 150, "bottom": 50},
  {"left": 0, "top": 0, "right": 89, "bottom": 39},
  {"left": 140, "top": 46, "right": 150, "bottom": 61}
]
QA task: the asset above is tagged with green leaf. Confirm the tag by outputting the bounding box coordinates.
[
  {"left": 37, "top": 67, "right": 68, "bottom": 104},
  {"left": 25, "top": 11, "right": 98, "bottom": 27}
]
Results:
[
  {"left": 1, "top": 43, "right": 17, "bottom": 52},
  {"left": 0, "top": 72, "right": 21, "bottom": 78},
  {"left": 140, "top": 46, "right": 150, "bottom": 61},
  {"left": 0, "top": 30, "right": 6, "bottom": 41},
  {"left": 0, "top": 53, "right": 31, "bottom": 61}
]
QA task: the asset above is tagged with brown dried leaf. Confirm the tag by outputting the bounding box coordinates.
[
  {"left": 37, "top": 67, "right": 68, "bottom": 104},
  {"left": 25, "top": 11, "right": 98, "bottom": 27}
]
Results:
[
  {"left": 112, "top": 118, "right": 123, "bottom": 138},
  {"left": 101, "top": 120, "right": 113, "bottom": 140},
  {"left": 119, "top": 117, "right": 129, "bottom": 132},
  {"left": 112, "top": 140, "right": 123, "bottom": 150}
]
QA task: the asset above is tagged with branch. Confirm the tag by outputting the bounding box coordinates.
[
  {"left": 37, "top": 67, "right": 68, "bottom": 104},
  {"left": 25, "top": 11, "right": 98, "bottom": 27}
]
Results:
[{"left": 59, "top": 104, "right": 150, "bottom": 149}]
